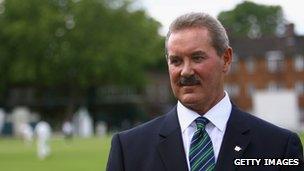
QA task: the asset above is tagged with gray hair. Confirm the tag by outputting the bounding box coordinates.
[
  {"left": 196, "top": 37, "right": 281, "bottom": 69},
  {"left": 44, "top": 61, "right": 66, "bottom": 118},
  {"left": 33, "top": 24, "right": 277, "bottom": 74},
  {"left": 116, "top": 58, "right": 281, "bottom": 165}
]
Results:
[{"left": 166, "top": 12, "right": 229, "bottom": 56}]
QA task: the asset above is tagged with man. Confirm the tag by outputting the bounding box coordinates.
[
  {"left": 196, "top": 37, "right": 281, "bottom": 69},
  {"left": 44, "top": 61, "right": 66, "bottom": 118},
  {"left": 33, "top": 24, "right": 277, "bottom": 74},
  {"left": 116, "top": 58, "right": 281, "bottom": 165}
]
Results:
[
  {"left": 107, "top": 12, "right": 303, "bottom": 171},
  {"left": 35, "top": 120, "right": 52, "bottom": 160},
  {"left": 62, "top": 120, "right": 73, "bottom": 141}
]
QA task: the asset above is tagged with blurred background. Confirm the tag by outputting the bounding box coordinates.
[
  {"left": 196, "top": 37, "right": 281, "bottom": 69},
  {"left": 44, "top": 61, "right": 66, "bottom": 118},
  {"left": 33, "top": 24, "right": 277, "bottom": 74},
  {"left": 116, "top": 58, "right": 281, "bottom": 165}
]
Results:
[{"left": 0, "top": 0, "right": 303, "bottom": 170}]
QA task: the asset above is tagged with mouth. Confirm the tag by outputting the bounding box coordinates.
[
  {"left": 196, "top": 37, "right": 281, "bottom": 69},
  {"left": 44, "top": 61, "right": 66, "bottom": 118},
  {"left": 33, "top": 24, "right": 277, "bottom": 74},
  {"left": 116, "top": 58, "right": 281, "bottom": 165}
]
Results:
[
  {"left": 179, "top": 84, "right": 199, "bottom": 89},
  {"left": 180, "top": 85, "right": 199, "bottom": 93}
]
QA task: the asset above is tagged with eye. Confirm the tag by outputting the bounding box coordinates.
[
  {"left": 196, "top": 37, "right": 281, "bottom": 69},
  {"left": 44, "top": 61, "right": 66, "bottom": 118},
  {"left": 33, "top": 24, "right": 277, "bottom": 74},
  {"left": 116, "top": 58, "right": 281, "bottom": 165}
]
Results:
[
  {"left": 191, "top": 51, "right": 207, "bottom": 63},
  {"left": 192, "top": 55, "right": 204, "bottom": 62},
  {"left": 169, "top": 56, "right": 182, "bottom": 66}
]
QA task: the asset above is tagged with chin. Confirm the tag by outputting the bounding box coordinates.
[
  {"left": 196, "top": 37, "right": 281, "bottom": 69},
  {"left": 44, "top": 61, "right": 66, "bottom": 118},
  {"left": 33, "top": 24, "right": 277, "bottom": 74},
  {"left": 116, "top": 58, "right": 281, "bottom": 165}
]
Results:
[{"left": 179, "top": 94, "right": 199, "bottom": 105}]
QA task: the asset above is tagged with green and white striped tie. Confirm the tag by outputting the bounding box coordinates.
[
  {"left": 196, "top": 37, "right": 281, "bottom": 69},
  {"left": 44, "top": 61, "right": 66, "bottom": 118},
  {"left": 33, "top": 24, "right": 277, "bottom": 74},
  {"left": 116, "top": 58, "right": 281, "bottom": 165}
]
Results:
[{"left": 189, "top": 117, "right": 215, "bottom": 171}]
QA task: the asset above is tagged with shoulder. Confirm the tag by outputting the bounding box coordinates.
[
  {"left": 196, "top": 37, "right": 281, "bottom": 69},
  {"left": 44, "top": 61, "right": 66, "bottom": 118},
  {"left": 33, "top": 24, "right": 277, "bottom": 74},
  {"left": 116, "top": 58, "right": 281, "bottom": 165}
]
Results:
[
  {"left": 118, "top": 114, "right": 166, "bottom": 140},
  {"left": 232, "top": 106, "right": 303, "bottom": 162},
  {"left": 232, "top": 106, "right": 299, "bottom": 140},
  {"left": 110, "top": 113, "right": 168, "bottom": 156},
  {"left": 117, "top": 106, "right": 178, "bottom": 139}
]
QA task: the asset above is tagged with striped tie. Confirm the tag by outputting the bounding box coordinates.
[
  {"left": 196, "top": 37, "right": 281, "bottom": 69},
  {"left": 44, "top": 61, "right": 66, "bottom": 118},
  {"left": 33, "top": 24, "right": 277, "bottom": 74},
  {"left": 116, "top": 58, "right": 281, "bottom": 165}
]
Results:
[{"left": 189, "top": 117, "right": 215, "bottom": 171}]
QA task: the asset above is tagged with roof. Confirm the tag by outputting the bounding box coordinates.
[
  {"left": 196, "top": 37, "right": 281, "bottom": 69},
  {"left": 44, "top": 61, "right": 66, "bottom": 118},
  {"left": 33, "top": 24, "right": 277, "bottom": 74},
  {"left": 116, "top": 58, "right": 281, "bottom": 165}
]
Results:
[{"left": 230, "top": 35, "right": 304, "bottom": 58}]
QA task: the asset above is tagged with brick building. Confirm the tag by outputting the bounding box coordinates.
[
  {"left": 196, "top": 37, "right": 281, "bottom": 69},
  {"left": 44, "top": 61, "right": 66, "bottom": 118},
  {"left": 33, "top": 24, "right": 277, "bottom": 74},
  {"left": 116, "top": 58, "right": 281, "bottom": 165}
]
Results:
[{"left": 225, "top": 24, "right": 304, "bottom": 123}]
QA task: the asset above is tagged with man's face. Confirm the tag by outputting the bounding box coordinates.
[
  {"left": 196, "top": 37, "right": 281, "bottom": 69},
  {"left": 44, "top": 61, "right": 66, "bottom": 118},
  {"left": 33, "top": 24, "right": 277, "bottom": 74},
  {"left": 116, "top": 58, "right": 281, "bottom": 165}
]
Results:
[{"left": 167, "top": 27, "right": 232, "bottom": 114}]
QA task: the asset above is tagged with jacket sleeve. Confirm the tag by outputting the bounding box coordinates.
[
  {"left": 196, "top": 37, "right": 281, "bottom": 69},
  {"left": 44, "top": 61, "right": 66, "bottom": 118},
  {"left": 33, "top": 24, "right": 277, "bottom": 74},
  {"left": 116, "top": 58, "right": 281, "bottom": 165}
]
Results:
[
  {"left": 283, "top": 132, "right": 304, "bottom": 171},
  {"left": 107, "top": 133, "right": 125, "bottom": 171}
]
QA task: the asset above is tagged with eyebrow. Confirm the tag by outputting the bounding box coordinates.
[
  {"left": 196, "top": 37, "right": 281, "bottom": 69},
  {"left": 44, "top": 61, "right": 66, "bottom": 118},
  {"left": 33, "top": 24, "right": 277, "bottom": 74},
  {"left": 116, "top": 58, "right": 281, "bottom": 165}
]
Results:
[
  {"left": 167, "top": 54, "right": 180, "bottom": 59},
  {"left": 191, "top": 50, "right": 207, "bottom": 56},
  {"left": 167, "top": 50, "right": 207, "bottom": 59}
]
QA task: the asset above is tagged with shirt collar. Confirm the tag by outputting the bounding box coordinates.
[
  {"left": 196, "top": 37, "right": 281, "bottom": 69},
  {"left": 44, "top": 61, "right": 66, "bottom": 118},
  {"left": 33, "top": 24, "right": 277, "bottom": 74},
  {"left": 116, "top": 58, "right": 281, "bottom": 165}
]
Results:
[{"left": 177, "top": 91, "right": 232, "bottom": 132}]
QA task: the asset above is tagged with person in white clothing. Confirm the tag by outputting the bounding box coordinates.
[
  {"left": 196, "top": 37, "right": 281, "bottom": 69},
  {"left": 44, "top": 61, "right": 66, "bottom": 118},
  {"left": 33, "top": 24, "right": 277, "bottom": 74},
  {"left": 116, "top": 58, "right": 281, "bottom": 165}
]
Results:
[
  {"left": 62, "top": 121, "right": 73, "bottom": 141},
  {"left": 0, "top": 109, "right": 5, "bottom": 135},
  {"left": 35, "top": 121, "right": 52, "bottom": 160},
  {"left": 20, "top": 123, "right": 33, "bottom": 146}
]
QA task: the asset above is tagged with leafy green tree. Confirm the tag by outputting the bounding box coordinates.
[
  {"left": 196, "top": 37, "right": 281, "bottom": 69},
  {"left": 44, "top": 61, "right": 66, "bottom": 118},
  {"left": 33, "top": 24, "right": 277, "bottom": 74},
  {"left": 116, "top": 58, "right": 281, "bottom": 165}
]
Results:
[
  {"left": 217, "top": 1, "right": 284, "bottom": 38},
  {"left": 0, "top": 0, "right": 163, "bottom": 114}
]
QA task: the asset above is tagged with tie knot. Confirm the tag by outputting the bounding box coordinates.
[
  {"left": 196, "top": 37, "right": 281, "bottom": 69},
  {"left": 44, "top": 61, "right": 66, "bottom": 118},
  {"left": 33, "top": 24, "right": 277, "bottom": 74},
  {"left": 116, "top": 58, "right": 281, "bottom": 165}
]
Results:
[{"left": 195, "top": 117, "right": 209, "bottom": 130}]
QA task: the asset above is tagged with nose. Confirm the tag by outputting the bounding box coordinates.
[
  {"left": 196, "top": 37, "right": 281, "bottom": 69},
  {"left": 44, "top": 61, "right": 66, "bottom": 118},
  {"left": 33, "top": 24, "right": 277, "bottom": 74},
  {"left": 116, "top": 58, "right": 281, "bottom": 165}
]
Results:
[{"left": 181, "top": 61, "right": 194, "bottom": 77}]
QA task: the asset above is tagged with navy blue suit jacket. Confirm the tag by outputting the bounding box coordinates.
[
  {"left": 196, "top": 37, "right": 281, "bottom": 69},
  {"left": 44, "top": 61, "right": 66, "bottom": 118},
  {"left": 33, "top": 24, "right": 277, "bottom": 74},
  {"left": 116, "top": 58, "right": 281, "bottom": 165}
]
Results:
[{"left": 107, "top": 105, "right": 304, "bottom": 171}]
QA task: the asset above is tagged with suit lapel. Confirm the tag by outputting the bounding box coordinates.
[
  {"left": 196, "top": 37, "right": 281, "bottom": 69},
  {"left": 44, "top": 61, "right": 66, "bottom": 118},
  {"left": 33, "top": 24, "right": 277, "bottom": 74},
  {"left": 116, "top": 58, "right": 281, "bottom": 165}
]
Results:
[
  {"left": 215, "top": 105, "right": 251, "bottom": 171},
  {"left": 157, "top": 107, "right": 189, "bottom": 171}
]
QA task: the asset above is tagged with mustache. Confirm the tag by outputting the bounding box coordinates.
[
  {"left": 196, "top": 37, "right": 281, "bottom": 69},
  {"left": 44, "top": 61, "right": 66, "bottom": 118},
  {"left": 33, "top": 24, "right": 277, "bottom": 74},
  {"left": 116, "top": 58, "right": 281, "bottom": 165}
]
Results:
[{"left": 178, "top": 75, "right": 200, "bottom": 86}]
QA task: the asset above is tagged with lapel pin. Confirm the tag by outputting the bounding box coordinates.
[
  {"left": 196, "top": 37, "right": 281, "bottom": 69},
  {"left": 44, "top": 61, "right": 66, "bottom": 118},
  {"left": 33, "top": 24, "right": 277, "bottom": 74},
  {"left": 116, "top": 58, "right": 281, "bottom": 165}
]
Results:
[{"left": 234, "top": 145, "right": 242, "bottom": 152}]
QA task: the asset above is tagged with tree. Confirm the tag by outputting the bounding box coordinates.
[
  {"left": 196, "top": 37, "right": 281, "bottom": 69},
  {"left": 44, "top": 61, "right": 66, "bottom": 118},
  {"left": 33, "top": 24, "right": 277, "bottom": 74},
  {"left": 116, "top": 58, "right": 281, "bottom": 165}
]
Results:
[
  {"left": 217, "top": 1, "right": 285, "bottom": 38},
  {"left": 0, "top": 0, "right": 163, "bottom": 116}
]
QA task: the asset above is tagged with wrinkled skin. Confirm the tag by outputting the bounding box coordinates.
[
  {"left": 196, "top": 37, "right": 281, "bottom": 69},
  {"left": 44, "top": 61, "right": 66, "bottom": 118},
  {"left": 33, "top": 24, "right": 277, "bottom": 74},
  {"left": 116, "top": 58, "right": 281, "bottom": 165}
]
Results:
[{"left": 167, "top": 27, "right": 232, "bottom": 114}]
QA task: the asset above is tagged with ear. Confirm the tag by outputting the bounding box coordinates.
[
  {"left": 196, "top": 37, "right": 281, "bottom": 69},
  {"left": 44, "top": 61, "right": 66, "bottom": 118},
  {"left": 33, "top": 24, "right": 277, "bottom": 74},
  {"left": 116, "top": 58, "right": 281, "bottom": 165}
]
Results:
[{"left": 222, "top": 47, "right": 233, "bottom": 73}]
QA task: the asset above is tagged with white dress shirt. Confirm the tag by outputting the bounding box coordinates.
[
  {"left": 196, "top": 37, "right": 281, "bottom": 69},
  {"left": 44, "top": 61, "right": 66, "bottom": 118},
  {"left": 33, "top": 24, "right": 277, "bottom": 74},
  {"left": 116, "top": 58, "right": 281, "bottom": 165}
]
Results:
[{"left": 177, "top": 92, "right": 232, "bottom": 170}]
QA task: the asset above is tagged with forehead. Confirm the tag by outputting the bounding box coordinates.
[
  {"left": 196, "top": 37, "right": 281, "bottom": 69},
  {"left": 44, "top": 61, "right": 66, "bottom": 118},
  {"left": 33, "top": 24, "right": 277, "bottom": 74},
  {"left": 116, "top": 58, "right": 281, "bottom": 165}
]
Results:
[{"left": 167, "top": 27, "right": 212, "bottom": 53}]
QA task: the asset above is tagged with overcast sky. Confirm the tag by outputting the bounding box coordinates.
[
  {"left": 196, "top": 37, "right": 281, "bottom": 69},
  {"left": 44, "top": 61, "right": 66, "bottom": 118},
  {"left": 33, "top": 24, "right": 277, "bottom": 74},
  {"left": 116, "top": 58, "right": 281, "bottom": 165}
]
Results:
[{"left": 138, "top": 0, "right": 304, "bottom": 36}]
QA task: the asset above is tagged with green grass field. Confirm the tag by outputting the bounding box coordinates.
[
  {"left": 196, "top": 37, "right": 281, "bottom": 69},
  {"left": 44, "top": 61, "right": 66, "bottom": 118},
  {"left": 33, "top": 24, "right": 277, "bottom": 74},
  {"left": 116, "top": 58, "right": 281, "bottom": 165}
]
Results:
[
  {"left": 0, "top": 134, "right": 303, "bottom": 171},
  {"left": 0, "top": 136, "right": 111, "bottom": 171}
]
